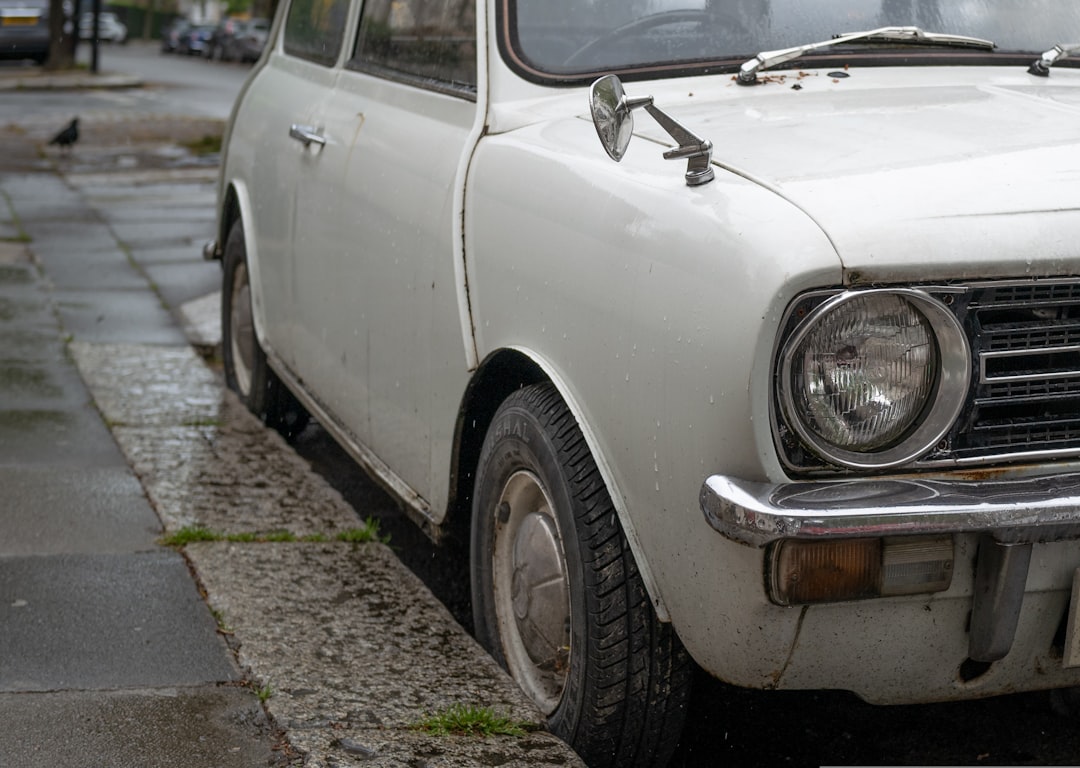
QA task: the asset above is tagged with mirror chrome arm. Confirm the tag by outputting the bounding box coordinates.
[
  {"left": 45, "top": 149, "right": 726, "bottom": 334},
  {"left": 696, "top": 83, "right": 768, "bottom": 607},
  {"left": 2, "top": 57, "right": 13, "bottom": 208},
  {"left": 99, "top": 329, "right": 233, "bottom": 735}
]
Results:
[
  {"left": 1029, "top": 43, "right": 1080, "bottom": 76},
  {"left": 644, "top": 104, "right": 714, "bottom": 186}
]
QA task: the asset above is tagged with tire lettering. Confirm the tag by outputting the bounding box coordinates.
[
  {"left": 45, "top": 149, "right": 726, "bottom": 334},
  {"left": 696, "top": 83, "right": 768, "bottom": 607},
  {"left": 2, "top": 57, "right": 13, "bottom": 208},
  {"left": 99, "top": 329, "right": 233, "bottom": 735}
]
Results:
[{"left": 493, "top": 417, "right": 530, "bottom": 444}]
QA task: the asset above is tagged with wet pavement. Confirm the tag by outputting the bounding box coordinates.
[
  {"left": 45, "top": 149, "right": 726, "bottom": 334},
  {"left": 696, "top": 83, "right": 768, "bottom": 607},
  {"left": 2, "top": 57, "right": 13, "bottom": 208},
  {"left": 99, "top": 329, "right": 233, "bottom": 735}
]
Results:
[{"left": 0, "top": 73, "right": 583, "bottom": 766}]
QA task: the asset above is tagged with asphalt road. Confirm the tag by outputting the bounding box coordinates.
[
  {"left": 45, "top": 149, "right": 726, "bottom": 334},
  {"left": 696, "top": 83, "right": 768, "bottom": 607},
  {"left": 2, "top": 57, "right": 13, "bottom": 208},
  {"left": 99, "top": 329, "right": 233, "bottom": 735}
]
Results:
[{"left": 17, "top": 40, "right": 1080, "bottom": 767}]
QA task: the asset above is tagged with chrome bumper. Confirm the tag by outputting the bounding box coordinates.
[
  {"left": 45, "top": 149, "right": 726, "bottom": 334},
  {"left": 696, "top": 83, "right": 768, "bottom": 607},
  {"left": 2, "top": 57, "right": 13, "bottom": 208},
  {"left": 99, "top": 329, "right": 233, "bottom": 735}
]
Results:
[{"left": 700, "top": 471, "right": 1080, "bottom": 547}]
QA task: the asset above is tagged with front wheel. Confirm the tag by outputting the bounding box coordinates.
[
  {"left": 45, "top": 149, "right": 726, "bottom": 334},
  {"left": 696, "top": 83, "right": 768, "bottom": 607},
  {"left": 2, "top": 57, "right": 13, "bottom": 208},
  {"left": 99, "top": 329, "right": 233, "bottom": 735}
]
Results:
[
  {"left": 221, "top": 219, "right": 309, "bottom": 440},
  {"left": 471, "top": 383, "right": 691, "bottom": 768}
]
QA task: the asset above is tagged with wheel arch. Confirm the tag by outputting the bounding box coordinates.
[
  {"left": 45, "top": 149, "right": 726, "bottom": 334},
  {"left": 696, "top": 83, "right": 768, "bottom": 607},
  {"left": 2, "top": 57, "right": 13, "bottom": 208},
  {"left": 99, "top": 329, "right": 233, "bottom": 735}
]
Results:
[{"left": 447, "top": 346, "right": 671, "bottom": 623}]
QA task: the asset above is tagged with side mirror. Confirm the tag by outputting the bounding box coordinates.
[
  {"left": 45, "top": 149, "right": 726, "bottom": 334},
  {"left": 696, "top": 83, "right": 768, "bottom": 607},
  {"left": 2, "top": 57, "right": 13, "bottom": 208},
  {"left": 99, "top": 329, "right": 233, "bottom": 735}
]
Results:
[
  {"left": 589, "top": 75, "right": 715, "bottom": 186},
  {"left": 589, "top": 74, "right": 653, "bottom": 162}
]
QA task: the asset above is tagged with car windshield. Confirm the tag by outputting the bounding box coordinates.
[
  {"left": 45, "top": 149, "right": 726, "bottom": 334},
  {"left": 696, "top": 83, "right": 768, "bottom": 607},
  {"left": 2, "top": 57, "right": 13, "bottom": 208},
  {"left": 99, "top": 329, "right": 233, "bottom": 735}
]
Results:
[{"left": 505, "top": 0, "right": 1080, "bottom": 82}]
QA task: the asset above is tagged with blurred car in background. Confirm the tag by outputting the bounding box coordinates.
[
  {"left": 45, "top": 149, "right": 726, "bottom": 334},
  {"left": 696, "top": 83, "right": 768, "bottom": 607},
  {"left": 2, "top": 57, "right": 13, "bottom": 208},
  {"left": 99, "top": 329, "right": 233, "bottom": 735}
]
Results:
[
  {"left": 78, "top": 11, "right": 127, "bottom": 43},
  {"left": 223, "top": 17, "right": 268, "bottom": 62},
  {"left": 177, "top": 22, "right": 213, "bottom": 56},
  {"left": 0, "top": 0, "right": 50, "bottom": 63},
  {"left": 202, "top": 16, "right": 236, "bottom": 61},
  {"left": 160, "top": 17, "right": 189, "bottom": 52}
]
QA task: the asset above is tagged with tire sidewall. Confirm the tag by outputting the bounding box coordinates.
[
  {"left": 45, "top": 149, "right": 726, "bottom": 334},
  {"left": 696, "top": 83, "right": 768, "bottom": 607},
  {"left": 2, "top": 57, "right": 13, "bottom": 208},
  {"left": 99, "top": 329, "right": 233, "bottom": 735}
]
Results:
[
  {"left": 471, "top": 393, "right": 589, "bottom": 744},
  {"left": 221, "top": 220, "right": 268, "bottom": 415}
]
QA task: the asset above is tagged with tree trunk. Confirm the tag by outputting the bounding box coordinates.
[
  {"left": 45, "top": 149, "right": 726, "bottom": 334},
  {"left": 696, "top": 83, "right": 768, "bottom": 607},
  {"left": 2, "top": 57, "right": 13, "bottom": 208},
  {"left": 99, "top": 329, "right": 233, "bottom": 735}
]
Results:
[
  {"left": 44, "top": 0, "right": 76, "bottom": 70},
  {"left": 143, "top": 0, "right": 157, "bottom": 41}
]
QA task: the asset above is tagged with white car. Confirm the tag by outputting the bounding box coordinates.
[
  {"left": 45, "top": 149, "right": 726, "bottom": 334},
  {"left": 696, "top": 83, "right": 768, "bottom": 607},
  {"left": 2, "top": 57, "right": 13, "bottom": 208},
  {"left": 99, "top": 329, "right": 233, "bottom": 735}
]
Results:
[
  {"left": 78, "top": 11, "right": 126, "bottom": 43},
  {"left": 209, "top": 1, "right": 1080, "bottom": 765}
]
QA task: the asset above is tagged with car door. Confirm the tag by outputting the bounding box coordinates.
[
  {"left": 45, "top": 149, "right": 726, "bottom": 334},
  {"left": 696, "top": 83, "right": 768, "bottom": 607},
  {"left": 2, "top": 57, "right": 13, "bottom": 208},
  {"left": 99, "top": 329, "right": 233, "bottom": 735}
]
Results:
[
  {"left": 290, "top": 0, "right": 478, "bottom": 504},
  {"left": 236, "top": 0, "right": 350, "bottom": 371}
]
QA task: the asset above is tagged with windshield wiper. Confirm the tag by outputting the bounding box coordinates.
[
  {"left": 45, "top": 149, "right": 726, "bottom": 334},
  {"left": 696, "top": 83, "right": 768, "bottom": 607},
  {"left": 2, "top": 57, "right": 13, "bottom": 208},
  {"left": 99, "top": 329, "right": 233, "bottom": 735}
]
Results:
[
  {"left": 1028, "top": 43, "right": 1080, "bottom": 76},
  {"left": 737, "top": 26, "right": 996, "bottom": 85}
]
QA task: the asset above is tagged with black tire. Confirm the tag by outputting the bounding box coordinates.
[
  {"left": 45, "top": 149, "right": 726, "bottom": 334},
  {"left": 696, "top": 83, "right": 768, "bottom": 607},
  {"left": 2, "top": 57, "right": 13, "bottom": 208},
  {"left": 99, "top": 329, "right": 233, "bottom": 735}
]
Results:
[
  {"left": 221, "top": 219, "right": 310, "bottom": 440},
  {"left": 471, "top": 383, "right": 691, "bottom": 768}
]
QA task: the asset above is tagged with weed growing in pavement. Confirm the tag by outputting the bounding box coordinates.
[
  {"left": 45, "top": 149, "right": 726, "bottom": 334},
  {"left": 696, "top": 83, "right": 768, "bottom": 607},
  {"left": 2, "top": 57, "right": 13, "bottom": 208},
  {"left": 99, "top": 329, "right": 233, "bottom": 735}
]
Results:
[
  {"left": 256, "top": 684, "right": 273, "bottom": 703},
  {"left": 412, "top": 704, "right": 529, "bottom": 738},
  {"left": 210, "top": 607, "right": 233, "bottom": 634},
  {"left": 336, "top": 516, "right": 389, "bottom": 544},
  {"left": 160, "top": 525, "right": 220, "bottom": 546},
  {"left": 0, "top": 189, "right": 29, "bottom": 242},
  {"left": 159, "top": 523, "right": 388, "bottom": 547},
  {"left": 182, "top": 133, "right": 223, "bottom": 156}
]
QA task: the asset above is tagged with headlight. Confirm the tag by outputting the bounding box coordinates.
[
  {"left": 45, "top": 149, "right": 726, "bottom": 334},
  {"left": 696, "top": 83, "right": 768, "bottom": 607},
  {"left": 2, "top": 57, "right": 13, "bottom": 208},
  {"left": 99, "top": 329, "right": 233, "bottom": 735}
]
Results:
[{"left": 779, "top": 290, "right": 970, "bottom": 470}]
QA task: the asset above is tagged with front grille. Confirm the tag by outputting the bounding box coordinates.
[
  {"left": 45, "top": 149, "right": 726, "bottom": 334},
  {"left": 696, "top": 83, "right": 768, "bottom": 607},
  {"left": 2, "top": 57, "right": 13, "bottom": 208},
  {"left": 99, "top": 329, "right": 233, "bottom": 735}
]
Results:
[{"left": 950, "top": 280, "right": 1080, "bottom": 462}]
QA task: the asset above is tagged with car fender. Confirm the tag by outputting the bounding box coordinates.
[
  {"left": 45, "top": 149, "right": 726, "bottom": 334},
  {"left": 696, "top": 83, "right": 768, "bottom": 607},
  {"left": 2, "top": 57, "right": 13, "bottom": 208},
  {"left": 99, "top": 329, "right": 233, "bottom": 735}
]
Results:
[{"left": 502, "top": 343, "right": 672, "bottom": 620}]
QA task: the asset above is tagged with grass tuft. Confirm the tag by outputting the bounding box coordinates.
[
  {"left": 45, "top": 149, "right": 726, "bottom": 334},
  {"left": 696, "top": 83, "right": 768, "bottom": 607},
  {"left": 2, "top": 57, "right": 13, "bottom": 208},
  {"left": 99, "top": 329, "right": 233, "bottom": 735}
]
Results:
[
  {"left": 160, "top": 525, "right": 220, "bottom": 546},
  {"left": 336, "top": 516, "right": 389, "bottom": 544},
  {"left": 160, "top": 520, "right": 389, "bottom": 547},
  {"left": 412, "top": 704, "right": 529, "bottom": 738},
  {"left": 182, "top": 133, "right": 223, "bottom": 155}
]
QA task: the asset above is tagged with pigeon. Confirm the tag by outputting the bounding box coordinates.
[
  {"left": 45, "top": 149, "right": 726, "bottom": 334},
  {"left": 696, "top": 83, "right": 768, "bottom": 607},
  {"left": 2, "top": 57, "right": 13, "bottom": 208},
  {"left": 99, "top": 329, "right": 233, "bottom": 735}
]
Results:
[{"left": 49, "top": 118, "right": 79, "bottom": 153}]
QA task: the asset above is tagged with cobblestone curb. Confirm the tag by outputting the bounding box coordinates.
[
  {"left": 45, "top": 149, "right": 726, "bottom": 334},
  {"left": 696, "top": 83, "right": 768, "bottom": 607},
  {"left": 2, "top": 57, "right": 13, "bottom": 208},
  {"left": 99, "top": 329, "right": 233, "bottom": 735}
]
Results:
[{"left": 67, "top": 340, "right": 585, "bottom": 767}]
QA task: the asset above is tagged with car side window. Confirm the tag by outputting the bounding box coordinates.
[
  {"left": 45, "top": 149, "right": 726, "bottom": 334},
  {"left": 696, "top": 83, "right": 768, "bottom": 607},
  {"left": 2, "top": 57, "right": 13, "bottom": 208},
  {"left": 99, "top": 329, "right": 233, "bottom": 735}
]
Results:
[
  {"left": 349, "top": 0, "right": 477, "bottom": 94},
  {"left": 283, "top": 0, "right": 350, "bottom": 66}
]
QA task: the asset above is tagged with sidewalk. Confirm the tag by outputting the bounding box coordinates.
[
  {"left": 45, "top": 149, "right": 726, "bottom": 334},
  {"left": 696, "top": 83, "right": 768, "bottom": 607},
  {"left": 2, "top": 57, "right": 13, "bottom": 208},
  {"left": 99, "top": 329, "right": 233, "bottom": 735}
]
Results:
[
  {"left": 0, "top": 87, "right": 583, "bottom": 766},
  {"left": 0, "top": 67, "right": 141, "bottom": 91}
]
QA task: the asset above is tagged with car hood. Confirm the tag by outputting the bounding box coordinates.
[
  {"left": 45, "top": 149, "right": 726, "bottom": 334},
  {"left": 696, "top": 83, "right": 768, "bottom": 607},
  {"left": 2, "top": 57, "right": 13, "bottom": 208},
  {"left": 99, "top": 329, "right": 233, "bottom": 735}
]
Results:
[{"left": 629, "top": 71, "right": 1080, "bottom": 282}]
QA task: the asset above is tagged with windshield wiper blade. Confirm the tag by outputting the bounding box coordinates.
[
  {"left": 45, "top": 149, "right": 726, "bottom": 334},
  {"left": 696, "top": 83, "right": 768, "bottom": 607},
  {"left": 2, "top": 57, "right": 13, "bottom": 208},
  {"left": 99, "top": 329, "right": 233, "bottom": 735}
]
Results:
[
  {"left": 737, "top": 26, "right": 995, "bottom": 85},
  {"left": 1028, "top": 43, "right": 1080, "bottom": 76}
]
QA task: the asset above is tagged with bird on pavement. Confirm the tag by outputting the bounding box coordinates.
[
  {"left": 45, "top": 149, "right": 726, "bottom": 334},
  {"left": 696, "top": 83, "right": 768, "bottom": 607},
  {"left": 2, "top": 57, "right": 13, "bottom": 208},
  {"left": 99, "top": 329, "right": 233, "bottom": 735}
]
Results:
[{"left": 49, "top": 118, "right": 79, "bottom": 153}]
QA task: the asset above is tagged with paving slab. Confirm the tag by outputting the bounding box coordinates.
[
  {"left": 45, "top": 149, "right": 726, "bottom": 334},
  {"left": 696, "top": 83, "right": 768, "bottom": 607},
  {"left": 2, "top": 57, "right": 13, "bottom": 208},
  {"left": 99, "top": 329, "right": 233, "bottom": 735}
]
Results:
[
  {"left": 38, "top": 252, "right": 149, "bottom": 291},
  {"left": 0, "top": 687, "right": 277, "bottom": 768},
  {"left": 0, "top": 315, "right": 64, "bottom": 360},
  {"left": 52, "top": 288, "right": 188, "bottom": 344},
  {"left": 143, "top": 260, "right": 223, "bottom": 310},
  {"left": 0, "top": 550, "right": 240, "bottom": 691},
  {"left": 0, "top": 465, "right": 160, "bottom": 555},
  {"left": 0, "top": 405, "right": 126, "bottom": 466}
]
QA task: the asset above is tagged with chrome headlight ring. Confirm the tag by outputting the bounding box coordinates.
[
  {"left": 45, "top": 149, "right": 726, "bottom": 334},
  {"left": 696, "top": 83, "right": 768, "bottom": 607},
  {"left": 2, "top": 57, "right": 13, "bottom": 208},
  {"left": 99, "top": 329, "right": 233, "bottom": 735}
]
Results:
[{"left": 778, "top": 289, "right": 971, "bottom": 471}]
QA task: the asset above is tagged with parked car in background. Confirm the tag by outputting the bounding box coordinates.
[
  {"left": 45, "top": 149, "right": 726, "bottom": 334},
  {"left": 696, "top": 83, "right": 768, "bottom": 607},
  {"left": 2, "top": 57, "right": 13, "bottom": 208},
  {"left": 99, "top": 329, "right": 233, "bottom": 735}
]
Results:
[
  {"left": 160, "top": 17, "right": 190, "bottom": 53},
  {"left": 177, "top": 23, "right": 213, "bottom": 56},
  {"left": 78, "top": 11, "right": 126, "bottom": 43},
  {"left": 202, "top": 16, "right": 237, "bottom": 61},
  {"left": 223, "top": 17, "right": 268, "bottom": 62},
  {"left": 0, "top": 0, "right": 50, "bottom": 63},
  {"left": 210, "top": 0, "right": 1080, "bottom": 766}
]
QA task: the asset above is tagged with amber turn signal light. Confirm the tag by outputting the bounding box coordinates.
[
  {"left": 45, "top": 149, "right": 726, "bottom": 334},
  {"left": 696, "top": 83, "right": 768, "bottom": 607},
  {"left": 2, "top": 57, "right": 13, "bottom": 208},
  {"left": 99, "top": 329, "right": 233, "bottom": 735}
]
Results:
[{"left": 769, "top": 536, "right": 953, "bottom": 606}]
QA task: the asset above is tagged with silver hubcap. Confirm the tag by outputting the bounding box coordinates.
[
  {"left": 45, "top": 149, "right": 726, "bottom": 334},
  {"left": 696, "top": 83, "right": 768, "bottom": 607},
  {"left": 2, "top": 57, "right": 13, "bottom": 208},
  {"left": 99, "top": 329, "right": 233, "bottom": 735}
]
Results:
[
  {"left": 492, "top": 470, "right": 571, "bottom": 714},
  {"left": 229, "top": 261, "right": 255, "bottom": 398}
]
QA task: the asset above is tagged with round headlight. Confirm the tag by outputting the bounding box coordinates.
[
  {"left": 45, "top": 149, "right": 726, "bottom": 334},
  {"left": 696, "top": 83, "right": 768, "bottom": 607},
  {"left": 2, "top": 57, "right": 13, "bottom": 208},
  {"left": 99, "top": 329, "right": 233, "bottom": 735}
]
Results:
[{"left": 780, "top": 290, "right": 970, "bottom": 469}]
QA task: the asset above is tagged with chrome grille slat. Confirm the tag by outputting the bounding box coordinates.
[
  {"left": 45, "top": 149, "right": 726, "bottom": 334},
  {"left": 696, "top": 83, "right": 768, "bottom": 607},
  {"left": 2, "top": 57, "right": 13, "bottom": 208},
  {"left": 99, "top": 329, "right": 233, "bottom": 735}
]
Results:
[
  {"left": 984, "top": 321, "right": 1080, "bottom": 351},
  {"left": 948, "top": 279, "right": 1080, "bottom": 462}
]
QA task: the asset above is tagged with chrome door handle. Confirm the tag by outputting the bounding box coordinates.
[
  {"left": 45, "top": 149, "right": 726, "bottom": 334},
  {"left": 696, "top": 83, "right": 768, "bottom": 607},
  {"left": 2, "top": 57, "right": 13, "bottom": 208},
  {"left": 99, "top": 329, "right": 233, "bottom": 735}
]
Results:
[{"left": 289, "top": 124, "right": 326, "bottom": 148}]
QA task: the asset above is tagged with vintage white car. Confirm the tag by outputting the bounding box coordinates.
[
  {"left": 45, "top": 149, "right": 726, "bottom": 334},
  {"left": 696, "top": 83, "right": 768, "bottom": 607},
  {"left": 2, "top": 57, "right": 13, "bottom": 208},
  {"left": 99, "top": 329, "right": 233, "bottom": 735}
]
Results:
[{"left": 209, "top": 0, "right": 1080, "bottom": 764}]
